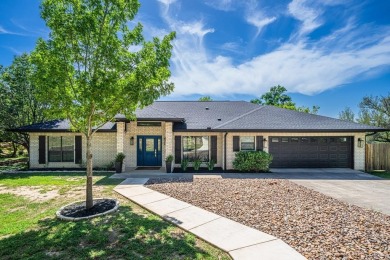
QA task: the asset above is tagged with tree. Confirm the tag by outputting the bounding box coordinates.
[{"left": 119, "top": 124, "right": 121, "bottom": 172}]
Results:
[
  {"left": 198, "top": 96, "right": 213, "bottom": 101},
  {"left": 338, "top": 107, "right": 355, "bottom": 122},
  {"left": 31, "top": 0, "right": 175, "bottom": 209},
  {"left": 0, "top": 54, "right": 47, "bottom": 156},
  {"left": 251, "top": 85, "right": 319, "bottom": 114},
  {"left": 357, "top": 94, "right": 390, "bottom": 142}
]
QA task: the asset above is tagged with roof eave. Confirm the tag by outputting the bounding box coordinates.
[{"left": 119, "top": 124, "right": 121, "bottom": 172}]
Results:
[{"left": 173, "top": 128, "right": 388, "bottom": 133}]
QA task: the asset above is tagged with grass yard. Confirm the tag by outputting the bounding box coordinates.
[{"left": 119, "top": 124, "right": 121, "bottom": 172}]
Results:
[
  {"left": 368, "top": 170, "right": 390, "bottom": 179},
  {"left": 0, "top": 172, "right": 230, "bottom": 259}
]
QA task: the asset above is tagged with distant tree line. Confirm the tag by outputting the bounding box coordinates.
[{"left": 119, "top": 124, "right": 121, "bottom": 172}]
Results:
[
  {"left": 339, "top": 94, "right": 390, "bottom": 142},
  {"left": 0, "top": 54, "right": 48, "bottom": 156}
]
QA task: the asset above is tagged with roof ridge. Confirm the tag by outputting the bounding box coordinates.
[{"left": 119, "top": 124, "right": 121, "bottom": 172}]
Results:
[{"left": 214, "top": 105, "right": 266, "bottom": 129}]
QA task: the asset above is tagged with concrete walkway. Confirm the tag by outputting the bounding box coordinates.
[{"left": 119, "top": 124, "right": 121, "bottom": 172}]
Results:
[{"left": 114, "top": 178, "right": 305, "bottom": 260}]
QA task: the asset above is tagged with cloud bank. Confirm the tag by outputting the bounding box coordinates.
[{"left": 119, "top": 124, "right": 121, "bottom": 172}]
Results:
[{"left": 154, "top": 0, "right": 390, "bottom": 98}]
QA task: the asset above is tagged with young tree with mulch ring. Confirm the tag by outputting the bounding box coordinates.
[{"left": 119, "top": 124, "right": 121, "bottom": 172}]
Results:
[{"left": 31, "top": 0, "right": 175, "bottom": 210}]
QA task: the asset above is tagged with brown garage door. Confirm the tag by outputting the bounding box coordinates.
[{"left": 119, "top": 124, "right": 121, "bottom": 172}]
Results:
[{"left": 269, "top": 136, "right": 353, "bottom": 168}]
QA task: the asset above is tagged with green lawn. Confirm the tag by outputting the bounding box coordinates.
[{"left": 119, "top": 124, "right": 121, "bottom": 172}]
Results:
[
  {"left": 0, "top": 172, "right": 230, "bottom": 259},
  {"left": 368, "top": 170, "right": 390, "bottom": 179}
]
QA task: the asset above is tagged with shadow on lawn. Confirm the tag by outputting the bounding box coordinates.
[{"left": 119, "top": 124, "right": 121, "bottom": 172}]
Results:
[
  {"left": 0, "top": 205, "right": 217, "bottom": 259},
  {"left": 0, "top": 172, "right": 120, "bottom": 184}
]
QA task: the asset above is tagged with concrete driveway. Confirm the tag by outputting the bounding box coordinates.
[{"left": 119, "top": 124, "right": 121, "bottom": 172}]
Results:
[{"left": 270, "top": 168, "right": 390, "bottom": 215}]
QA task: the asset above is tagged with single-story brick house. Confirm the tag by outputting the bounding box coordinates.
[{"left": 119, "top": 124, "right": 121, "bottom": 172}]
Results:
[{"left": 14, "top": 101, "right": 385, "bottom": 171}]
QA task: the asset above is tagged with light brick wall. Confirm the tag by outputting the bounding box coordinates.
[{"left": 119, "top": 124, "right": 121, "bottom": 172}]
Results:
[
  {"left": 165, "top": 122, "right": 174, "bottom": 167},
  {"left": 173, "top": 132, "right": 224, "bottom": 168},
  {"left": 116, "top": 122, "right": 125, "bottom": 171},
  {"left": 29, "top": 132, "right": 116, "bottom": 168},
  {"left": 29, "top": 128, "right": 367, "bottom": 171},
  {"left": 226, "top": 132, "right": 366, "bottom": 170}
]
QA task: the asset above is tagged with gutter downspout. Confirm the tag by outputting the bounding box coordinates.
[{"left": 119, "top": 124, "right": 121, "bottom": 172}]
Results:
[{"left": 224, "top": 132, "right": 228, "bottom": 171}]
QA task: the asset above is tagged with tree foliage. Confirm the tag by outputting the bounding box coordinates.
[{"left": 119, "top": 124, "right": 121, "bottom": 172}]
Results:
[
  {"left": 0, "top": 54, "right": 47, "bottom": 156},
  {"left": 338, "top": 94, "right": 390, "bottom": 142},
  {"left": 31, "top": 0, "right": 175, "bottom": 208},
  {"left": 198, "top": 96, "right": 213, "bottom": 101},
  {"left": 358, "top": 94, "right": 390, "bottom": 142},
  {"left": 338, "top": 107, "right": 355, "bottom": 122},
  {"left": 251, "top": 85, "right": 319, "bottom": 114}
]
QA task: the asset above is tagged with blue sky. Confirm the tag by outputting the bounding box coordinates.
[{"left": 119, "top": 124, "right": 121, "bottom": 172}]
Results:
[{"left": 0, "top": 0, "right": 389, "bottom": 118}]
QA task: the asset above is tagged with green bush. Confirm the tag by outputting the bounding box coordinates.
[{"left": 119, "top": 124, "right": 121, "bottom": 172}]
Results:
[
  {"left": 233, "top": 151, "right": 273, "bottom": 173},
  {"left": 115, "top": 153, "right": 126, "bottom": 163},
  {"left": 181, "top": 158, "right": 189, "bottom": 172},
  {"left": 207, "top": 159, "right": 215, "bottom": 171},
  {"left": 193, "top": 157, "right": 202, "bottom": 171}
]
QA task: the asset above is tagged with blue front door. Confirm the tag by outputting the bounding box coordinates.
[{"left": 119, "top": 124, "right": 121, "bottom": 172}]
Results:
[{"left": 137, "top": 136, "right": 162, "bottom": 166}]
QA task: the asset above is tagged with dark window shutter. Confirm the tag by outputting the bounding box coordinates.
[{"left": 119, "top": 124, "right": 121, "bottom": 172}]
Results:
[
  {"left": 175, "top": 136, "right": 181, "bottom": 164},
  {"left": 233, "top": 136, "right": 240, "bottom": 152},
  {"left": 38, "top": 136, "right": 46, "bottom": 164},
  {"left": 256, "top": 136, "right": 263, "bottom": 151},
  {"left": 210, "top": 136, "right": 217, "bottom": 163},
  {"left": 75, "top": 136, "right": 82, "bottom": 164}
]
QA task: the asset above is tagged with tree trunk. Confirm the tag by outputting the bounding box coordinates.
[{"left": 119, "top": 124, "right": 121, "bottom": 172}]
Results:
[
  {"left": 86, "top": 134, "right": 94, "bottom": 209},
  {"left": 11, "top": 142, "right": 17, "bottom": 158}
]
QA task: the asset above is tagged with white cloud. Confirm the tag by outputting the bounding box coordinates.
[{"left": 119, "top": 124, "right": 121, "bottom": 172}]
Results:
[
  {"left": 148, "top": 0, "right": 390, "bottom": 98},
  {"left": 0, "top": 25, "right": 25, "bottom": 36},
  {"left": 169, "top": 34, "right": 390, "bottom": 97},
  {"left": 157, "top": 0, "right": 177, "bottom": 6},
  {"left": 288, "top": 0, "right": 323, "bottom": 37},
  {"left": 205, "top": 0, "right": 235, "bottom": 11},
  {"left": 246, "top": 13, "right": 276, "bottom": 38}
]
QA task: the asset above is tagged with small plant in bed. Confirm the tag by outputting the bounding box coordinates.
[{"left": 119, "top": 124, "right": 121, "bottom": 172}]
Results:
[
  {"left": 193, "top": 157, "right": 202, "bottom": 171},
  {"left": 181, "top": 158, "right": 189, "bottom": 172},
  {"left": 233, "top": 151, "right": 273, "bottom": 173},
  {"left": 207, "top": 159, "right": 216, "bottom": 171}
]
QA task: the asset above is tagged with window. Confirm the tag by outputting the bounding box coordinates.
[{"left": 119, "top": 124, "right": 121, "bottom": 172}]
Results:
[
  {"left": 291, "top": 137, "right": 299, "bottom": 142},
  {"left": 183, "top": 136, "right": 209, "bottom": 161},
  {"left": 339, "top": 137, "right": 347, "bottom": 143},
  {"left": 281, "top": 137, "right": 289, "bottom": 143},
  {"left": 48, "top": 136, "right": 74, "bottom": 162},
  {"left": 271, "top": 137, "right": 279, "bottom": 143},
  {"left": 241, "top": 136, "right": 255, "bottom": 151}
]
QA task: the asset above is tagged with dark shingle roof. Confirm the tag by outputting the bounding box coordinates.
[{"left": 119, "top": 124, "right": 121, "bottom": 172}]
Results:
[
  {"left": 13, "top": 119, "right": 116, "bottom": 132},
  {"left": 214, "top": 105, "right": 384, "bottom": 132},
  {"left": 12, "top": 101, "right": 387, "bottom": 132}
]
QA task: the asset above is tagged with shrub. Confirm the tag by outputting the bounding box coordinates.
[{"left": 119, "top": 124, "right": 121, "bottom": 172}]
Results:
[
  {"left": 115, "top": 153, "right": 126, "bottom": 163},
  {"left": 233, "top": 151, "right": 273, "bottom": 173},
  {"left": 207, "top": 159, "right": 215, "bottom": 171},
  {"left": 165, "top": 154, "right": 173, "bottom": 163},
  {"left": 193, "top": 157, "right": 202, "bottom": 171},
  {"left": 181, "top": 158, "right": 189, "bottom": 172}
]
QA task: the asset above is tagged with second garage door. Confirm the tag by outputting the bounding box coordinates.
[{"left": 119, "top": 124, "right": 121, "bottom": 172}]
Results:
[{"left": 269, "top": 136, "right": 353, "bottom": 168}]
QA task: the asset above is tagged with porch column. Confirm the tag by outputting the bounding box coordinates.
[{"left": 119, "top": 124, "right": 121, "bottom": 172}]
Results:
[
  {"left": 165, "top": 122, "right": 173, "bottom": 169},
  {"left": 116, "top": 122, "right": 125, "bottom": 171}
]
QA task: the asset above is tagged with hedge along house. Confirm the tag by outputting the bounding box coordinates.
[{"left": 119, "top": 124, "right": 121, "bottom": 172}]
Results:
[{"left": 14, "top": 101, "right": 386, "bottom": 171}]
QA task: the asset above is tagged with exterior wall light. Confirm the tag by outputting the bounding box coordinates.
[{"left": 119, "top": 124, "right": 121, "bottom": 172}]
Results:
[
  {"left": 130, "top": 136, "right": 134, "bottom": 146},
  {"left": 358, "top": 138, "right": 364, "bottom": 148}
]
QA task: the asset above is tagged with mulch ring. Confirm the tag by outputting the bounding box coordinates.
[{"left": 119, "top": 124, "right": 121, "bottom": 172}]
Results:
[
  {"left": 146, "top": 178, "right": 390, "bottom": 259},
  {"left": 57, "top": 198, "right": 118, "bottom": 220}
]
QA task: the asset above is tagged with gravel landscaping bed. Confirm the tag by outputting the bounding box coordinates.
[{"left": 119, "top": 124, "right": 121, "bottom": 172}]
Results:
[{"left": 146, "top": 178, "right": 390, "bottom": 259}]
